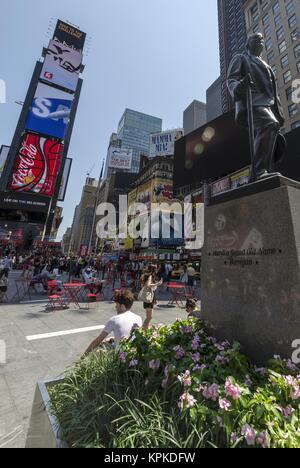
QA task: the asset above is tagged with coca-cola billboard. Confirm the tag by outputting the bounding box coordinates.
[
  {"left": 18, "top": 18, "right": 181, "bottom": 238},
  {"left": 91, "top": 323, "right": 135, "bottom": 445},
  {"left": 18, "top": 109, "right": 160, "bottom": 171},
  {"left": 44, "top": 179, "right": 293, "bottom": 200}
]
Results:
[{"left": 9, "top": 132, "right": 63, "bottom": 197}]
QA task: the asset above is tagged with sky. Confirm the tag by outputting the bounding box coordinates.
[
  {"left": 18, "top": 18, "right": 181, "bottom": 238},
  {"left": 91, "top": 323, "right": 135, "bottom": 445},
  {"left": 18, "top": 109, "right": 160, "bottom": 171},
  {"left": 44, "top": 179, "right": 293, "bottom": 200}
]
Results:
[{"left": 0, "top": 0, "right": 220, "bottom": 240}]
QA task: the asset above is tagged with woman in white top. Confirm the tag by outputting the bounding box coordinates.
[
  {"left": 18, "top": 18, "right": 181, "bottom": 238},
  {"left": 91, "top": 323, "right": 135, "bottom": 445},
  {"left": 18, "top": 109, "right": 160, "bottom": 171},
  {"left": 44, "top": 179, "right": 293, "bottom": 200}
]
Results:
[{"left": 140, "top": 265, "right": 163, "bottom": 330}]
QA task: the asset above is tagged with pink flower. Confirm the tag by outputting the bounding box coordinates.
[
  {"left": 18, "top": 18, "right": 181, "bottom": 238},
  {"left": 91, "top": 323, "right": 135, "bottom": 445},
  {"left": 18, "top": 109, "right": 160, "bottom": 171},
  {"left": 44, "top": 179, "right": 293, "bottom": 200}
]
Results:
[
  {"left": 256, "top": 431, "right": 270, "bottom": 449},
  {"left": 278, "top": 405, "right": 295, "bottom": 420},
  {"left": 178, "top": 392, "right": 197, "bottom": 410},
  {"left": 231, "top": 432, "right": 238, "bottom": 444},
  {"left": 202, "top": 383, "right": 219, "bottom": 401},
  {"left": 286, "top": 359, "right": 298, "bottom": 372},
  {"left": 215, "top": 355, "right": 229, "bottom": 365},
  {"left": 245, "top": 375, "right": 253, "bottom": 387},
  {"left": 119, "top": 352, "right": 127, "bottom": 363},
  {"left": 255, "top": 366, "right": 267, "bottom": 376},
  {"left": 149, "top": 359, "right": 160, "bottom": 371},
  {"left": 219, "top": 398, "right": 231, "bottom": 411},
  {"left": 191, "top": 353, "right": 201, "bottom": 363},
  {"left": 191, "top": 338, "right": 200, "bottom": 351},
  {"left": 241, "top": 425, "right": 257, "bottom": 446},
  {"left": 215, "top": 343, "right": 225, "bottom": 351},
  {"left": 128, "top": 359, "right": 139, "bottom": 367},
  {"left": 178, "top": 370, "right": 192, "bottom": 387},
  {"left": 225, "top": 377, "right": 242, "bottom": 400},
  {"left": 173, "top": 345, "right": 185, "bottom": 359},
  {"left": 151, "top": 331, "right": 159, "bottom": 340},
  {"left": 180, "top": 325, "right": 193, "bottom": 335},
  {"left": 164, "top": 364, "right": 171, "bottom": 377},
  {"left": 285, "top": 376, "right": 300, "bottom": 400},
  {"left": 193, "top": 364, "right": 206, "bottom": 372}
]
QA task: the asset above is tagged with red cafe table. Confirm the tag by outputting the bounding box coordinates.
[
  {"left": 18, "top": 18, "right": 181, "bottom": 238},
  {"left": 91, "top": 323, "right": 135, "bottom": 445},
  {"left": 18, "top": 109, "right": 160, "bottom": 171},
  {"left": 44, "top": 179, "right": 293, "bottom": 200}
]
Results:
[
  {"left": 63, "top": 283, "right": 86, "bottom": 309},
  {"left": 167, "top": 283, "right": 186, "bottom": 307}
]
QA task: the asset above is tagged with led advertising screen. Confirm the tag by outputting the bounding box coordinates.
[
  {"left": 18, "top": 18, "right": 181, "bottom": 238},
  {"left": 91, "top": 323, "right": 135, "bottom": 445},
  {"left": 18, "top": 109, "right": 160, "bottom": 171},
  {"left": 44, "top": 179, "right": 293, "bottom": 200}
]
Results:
[
  {"left": 108, "top": 148, "right": 133, "bottom": 170},
  {"left": 0, "top": 145, "right": 10, "bottom": 180},
  {"left": 25, "top": 83, "right": 74, "bottom": 139},
  {"left": 58, "top": 158, "right": 72, "bottom": 201},
  {"left": 9, "top": 132, "right": 63, "bottom": 197},
  {"left": 53, "top": 20, "right": 86, "bottom": 52},
  {"left": 41, "top": 40, "right": 82, "bottom": 92}
]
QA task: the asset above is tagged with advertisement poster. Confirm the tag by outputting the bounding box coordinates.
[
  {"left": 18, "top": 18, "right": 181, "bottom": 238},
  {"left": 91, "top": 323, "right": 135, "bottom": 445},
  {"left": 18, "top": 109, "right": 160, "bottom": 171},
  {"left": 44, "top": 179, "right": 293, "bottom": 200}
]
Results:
[
  {"left": 58, "top": 158, "right": 72, "bottom": 201},
  {"left": 53, "top": 20, "right": 86, "bottom": 52},
  {"left": 25, "top": 83, "right": 74, "bottom": 139},
  {"left": 152, "top": 178, "right": 173, "bottom": 203},
  {"left": 149, "top": 129, "right": 184, "bottom": 158},
  {"left": 108, "top": 148, "right": 133, "bottom": 170},
  {"left": 41, "top": 40, "right": 82, "bottom": 92},
  {"left": 9, "top": 132, "right": 63, "bottom": 197},
  {"left": 0, "top": 145, "right": 10, "bottom": 180}
]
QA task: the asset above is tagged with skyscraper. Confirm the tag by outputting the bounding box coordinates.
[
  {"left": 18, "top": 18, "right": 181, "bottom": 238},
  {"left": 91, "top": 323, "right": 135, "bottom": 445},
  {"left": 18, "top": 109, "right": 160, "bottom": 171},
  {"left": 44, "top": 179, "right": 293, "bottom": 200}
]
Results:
[
  {"left": 218, "top": 0, "right": 248, "bottom": 113},
  {"left": 117, "top": 109, "right": 162, "bottom": 173},
  {"left": 183, "top": 100, "right": 207, "bottom": 135},
  {"left": 243, "top": 0, "right": 300, "bottom": 132}
]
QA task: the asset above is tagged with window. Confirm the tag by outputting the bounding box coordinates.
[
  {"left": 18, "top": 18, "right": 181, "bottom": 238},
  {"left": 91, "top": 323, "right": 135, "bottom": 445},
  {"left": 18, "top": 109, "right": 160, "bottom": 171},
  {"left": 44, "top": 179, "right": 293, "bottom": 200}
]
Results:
[
  {"left": 262, "top": 13, "right": 269, "bottom": 26},
  {"left": 271, "top": 65, "right": 277, "bottom": 77},
  {"left": 265, "top": 37, "right": 273, "bottom": 51},
  {"left": 281, "top": 54, "right": 289, "bottom": 69},
  {"left": 288, "top": 103, "right": 299, "bottom": 117},
  {"left": 273, "top": 2, "right": 280, "bottom": 16},
  {"left": 294, "top": 43, "right": 300, "bottom": 58},
  {"left": 274, "top": 13, "right": 282, "bottom": 27},
  {"left": 289, "top": 14, "right": 297, "bottom": 30},
  {"left": 283, "top": 69, "right": 292, "bottom": 83},
  {"left": 291, "top": 120, "right": 300, "bottom": 130},
  {"left": 264, "top": 24, "right": 272, "bottom": 37},
  {"left": 285, "top": 0, "right": 295, "bottom": 16},
  {"left": 276, "top": 26, "right": 285, "bottom": 41},
  {"left": 251, "top": 3, "right": 259, "bottom": 23},
  {"left": 279, "top": 40, "right": 287, "bottom": 54},
  {"left": 286, "top": 86, "right": 293, "bottom": 101},
  {"left": 267, "top": 50, "right": 275, "bottom": 63}
]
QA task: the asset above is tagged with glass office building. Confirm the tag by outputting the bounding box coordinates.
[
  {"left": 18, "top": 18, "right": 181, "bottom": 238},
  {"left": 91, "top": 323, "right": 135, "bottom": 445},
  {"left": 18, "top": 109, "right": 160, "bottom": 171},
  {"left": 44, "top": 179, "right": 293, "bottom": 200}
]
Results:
[{"left": 117, "top": 109, "right": 162, "bottom": 173}]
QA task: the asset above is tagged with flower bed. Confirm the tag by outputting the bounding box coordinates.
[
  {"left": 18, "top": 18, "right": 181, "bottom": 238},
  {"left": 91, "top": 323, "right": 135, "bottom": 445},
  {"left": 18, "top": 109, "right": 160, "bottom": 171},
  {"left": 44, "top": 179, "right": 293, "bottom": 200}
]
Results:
[{"left": 49, "top": 318, "right": 300, "bottom": 448}]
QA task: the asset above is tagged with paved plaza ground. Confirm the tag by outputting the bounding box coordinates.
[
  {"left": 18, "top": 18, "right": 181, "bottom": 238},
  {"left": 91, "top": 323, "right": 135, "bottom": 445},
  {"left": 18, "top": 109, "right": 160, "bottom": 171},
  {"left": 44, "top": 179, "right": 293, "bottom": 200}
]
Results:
[{"left": 0, "top": 281, "right": 187, "bottom": 448}]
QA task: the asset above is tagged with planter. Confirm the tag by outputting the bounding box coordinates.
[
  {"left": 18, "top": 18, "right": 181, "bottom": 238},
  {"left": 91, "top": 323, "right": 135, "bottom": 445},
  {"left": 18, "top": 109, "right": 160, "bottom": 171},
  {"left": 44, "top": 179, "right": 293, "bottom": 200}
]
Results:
[{"left": 26, "top": 378, "right": 68, "bottom": 449}]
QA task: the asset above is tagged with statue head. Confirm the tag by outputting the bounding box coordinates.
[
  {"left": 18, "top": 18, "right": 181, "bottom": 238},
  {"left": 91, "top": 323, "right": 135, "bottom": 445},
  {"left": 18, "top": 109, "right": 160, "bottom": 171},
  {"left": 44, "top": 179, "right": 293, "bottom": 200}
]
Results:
[{"left": 246, "top": 33, "right": 264, "bottom": 57}]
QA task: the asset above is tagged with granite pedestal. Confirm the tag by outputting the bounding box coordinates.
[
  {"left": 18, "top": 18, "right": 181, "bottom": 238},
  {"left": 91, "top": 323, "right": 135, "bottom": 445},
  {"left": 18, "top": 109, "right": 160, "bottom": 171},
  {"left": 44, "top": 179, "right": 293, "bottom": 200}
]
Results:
[{"left": 202, "top": 175, "right": 300, "bottom": 364}]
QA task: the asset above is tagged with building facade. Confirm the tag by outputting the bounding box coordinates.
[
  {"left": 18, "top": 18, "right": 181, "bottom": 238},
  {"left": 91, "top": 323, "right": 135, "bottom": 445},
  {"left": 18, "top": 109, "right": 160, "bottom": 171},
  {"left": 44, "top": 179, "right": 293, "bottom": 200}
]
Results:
[
  {"left": 183, "top": 100, "right": 207, "bottom": 135},
  {"left": 243, "top": 0, "right": 300, "bottom": 132},
  {"left": 206, "top": 76, "right": 223, "bottom": 122},
  {"left": 116, "top": 109, "right": 162, "bottom": 174},
  {"left": 218, "top": 0, "right": 248, "bottom": 113}
]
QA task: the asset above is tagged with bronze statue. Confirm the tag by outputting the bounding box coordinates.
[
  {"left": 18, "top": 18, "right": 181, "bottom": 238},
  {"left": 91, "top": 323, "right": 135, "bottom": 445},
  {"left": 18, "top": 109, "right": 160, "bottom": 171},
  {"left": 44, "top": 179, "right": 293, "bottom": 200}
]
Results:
[{"left": 227, "top": 33, "right": 286, "bottom": 180}]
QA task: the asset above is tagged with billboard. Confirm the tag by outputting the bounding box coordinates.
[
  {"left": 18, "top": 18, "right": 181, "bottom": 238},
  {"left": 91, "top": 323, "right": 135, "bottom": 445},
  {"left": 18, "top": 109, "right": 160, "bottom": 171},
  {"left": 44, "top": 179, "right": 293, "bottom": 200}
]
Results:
[
  {"left": 108, "top": 148, "right": 133, "bottom": 170},
  {"left": 53, "top": 20, "right": 86, "bottom": 52},
  {"left": 150, "top": 129, "right": 184, "bottom": 158},
  {"left": 0, "top": 145, "right": 10, "bottom": 180},
  {"left": 9, "top": 132, "right": 63, "bottom": 197},
  {"left": 25, "top": 83, "right": 74, "bottom": 139},
  {"left": 58, "top": 158, "right": 72, "bottom": 201},
  {"left": 152, "top": 178, "right": 173, "bottom": 203},
  {"left": 41, "top": 40, "right": 82, "bottom": 92}
]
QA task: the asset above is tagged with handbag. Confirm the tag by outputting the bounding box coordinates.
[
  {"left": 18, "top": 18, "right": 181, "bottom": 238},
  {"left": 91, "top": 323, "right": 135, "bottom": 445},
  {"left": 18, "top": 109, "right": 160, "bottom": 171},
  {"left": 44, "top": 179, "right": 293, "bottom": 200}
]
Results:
[{"left": 138, "top": 286, "right": 154, "bottom": 303}]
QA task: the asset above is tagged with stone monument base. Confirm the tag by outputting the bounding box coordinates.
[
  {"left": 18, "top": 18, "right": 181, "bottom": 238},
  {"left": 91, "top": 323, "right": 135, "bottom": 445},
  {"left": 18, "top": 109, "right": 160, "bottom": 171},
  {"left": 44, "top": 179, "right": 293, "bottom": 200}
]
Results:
[{"left": 202, "top": 175, "right": 300, "bottom": 364}]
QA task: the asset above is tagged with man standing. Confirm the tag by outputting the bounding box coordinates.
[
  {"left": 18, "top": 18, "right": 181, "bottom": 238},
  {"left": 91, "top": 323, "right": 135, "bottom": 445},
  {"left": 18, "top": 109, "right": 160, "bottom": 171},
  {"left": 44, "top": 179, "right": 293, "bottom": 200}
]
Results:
[
  {"left": 227, "top": 33, "right": 286, "bottom": 179},
  {"left": 0, "top": 254, "right": 12, "bottom": 279}
]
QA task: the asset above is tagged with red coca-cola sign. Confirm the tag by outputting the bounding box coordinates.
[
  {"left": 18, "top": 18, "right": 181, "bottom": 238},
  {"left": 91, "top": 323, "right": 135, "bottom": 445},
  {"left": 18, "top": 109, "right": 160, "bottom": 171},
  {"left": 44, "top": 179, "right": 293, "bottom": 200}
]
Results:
[{"left": 9, "top": 133, "right": 63, "bottom": 197}]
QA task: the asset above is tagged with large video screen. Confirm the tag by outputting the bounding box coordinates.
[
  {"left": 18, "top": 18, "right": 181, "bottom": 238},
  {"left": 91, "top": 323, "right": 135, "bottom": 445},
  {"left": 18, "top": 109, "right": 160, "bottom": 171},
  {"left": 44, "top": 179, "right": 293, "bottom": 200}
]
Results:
[
  {"left": 41, "top": 40, "right": 82, "bottom": 92},
  {"left": 9, "top": 132, "right": 63, "bottom": 197},
  {"left": 53, "top": 20, "right": 86, "bottom": 52},
  {"left": 25, "top": 83, "right": 74, "bottom": 139}
]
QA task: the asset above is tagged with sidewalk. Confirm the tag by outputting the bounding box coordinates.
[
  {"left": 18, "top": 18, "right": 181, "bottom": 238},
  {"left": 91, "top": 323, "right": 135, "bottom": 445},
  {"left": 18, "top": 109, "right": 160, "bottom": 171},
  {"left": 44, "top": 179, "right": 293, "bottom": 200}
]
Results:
[{"left": 0, "top": 299, "right": 187, "bottom": 448}]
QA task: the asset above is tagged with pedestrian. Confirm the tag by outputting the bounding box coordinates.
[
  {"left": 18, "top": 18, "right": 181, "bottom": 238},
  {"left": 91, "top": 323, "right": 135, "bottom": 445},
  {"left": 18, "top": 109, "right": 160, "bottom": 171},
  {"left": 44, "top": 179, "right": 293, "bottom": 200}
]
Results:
[{"left": 139, "top": 265, "right": 163, "bottom": 330}]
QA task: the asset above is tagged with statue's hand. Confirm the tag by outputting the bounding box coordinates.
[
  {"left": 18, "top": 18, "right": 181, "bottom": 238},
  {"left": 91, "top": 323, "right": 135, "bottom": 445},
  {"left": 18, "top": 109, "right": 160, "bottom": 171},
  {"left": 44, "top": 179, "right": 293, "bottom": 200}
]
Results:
[{"left": 236, "top": 74, "right": 255, "bottom": 97}]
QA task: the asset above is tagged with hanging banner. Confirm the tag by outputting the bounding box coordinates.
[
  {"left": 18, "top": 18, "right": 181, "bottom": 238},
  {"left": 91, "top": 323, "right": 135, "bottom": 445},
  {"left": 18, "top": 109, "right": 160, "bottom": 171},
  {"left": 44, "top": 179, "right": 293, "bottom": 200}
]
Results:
[
  {"left": 41, "top": 40, "right": 82, "bottom": 92},
  {"left": 9, "top": 132, "right": 63, "bottom": 197}
]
